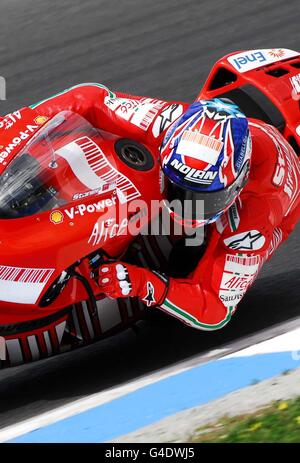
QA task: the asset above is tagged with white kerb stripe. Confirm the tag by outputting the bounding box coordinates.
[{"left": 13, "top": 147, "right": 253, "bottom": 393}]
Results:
[
  {"left": 226, "top": 326, "right": 300, "bottom": 357},
  {"left": 1, "top": 319, "right": 300, "bottom": 442}
]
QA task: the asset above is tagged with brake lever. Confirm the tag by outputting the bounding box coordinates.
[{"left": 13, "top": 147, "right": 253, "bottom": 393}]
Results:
[{"left": 88, "top": 251, "right": 115, "bottom": 283}]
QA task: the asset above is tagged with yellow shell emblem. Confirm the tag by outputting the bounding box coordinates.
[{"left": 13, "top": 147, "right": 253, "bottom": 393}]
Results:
[
  {"left": 34, "top": 116, "right": 48, "bottom": 125},
  {"left": 50, "top": 210, "right": 64, "bottom": 224}
]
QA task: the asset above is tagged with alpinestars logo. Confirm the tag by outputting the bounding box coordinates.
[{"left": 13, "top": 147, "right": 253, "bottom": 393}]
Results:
[
  {"left": 152, "top": 104, "right": 183, "bottom": 138},
  {"left": 170, "top": 158, "right": 217, "bottom": 185},
  {"left": 224, "top": 230, "right": 266, "bottom": 251},
  {"left": 142, "top": 282, "right": 156, "bottom": 307}
]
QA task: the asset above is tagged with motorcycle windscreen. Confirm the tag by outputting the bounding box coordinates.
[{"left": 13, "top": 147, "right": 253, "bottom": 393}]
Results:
[{"left": 0, "top": 111, "right": 122, "bottom": 219}]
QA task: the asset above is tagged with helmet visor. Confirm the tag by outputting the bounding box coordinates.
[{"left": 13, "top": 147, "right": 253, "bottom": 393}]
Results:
[{"left": 163, "top": 160, "right": 249, "bottom": 222}]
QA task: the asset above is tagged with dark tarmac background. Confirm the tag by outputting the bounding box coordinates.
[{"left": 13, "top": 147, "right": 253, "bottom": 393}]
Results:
[{"left": 0, "top": 0, "right": 299, "bottom": 428}]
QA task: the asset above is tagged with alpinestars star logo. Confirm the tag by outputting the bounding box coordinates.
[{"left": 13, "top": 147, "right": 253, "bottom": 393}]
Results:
[
  {"left": 224, "top": 230, "right": 266, "bottom": 251},
  {"left": 159, "top": 104, "right": 180, "bottom": 132},
  {"left": 142, "top": 282, "right": 156, "bottom": 307},
  {"left": 152, "top": 104, "right": 183, "bottom": 138}
]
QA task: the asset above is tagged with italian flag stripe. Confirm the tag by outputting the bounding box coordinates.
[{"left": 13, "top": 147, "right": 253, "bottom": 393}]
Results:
[{"left": 161, "top": 299, "right": 233, "bottom": 330}]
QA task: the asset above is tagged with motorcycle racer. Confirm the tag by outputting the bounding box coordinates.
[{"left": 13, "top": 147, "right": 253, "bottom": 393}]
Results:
[{"left": 30, "top": 82, "right": 300, "bottom": 331}]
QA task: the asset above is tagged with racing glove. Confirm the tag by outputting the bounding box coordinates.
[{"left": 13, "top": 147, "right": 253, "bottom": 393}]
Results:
[{"left": 98, "top": 262, "right": 169, "bottom": 307}]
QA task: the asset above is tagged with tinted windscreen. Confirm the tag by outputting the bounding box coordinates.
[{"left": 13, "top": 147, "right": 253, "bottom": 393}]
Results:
[{"left": 0, "top": 111, "right": 117, "bottom": 219}]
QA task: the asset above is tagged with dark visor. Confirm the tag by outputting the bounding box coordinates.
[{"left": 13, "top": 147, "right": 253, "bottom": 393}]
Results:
[{"left": 163, "top": 161, "right": 250, "bottom": 221}]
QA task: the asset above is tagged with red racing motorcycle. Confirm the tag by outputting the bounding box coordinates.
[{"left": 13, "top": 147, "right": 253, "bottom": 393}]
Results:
[{"left": 0, "top": 48, "right": 299, "bottom": 368}]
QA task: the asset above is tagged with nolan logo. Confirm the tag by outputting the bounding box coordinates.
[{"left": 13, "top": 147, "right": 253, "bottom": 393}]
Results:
[{"left": 170, "top": 159, "right": 217, "bottom": 185}]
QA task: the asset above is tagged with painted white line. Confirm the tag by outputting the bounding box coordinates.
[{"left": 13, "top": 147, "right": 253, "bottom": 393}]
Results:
[
  {"left": 1, "top": 315, "right": 300, "bottom": 443},
  {"left": 227, "top": 326, "right": 300, "bottom": 358}
]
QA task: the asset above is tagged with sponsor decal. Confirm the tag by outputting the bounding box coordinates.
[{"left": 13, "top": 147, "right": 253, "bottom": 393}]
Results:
[
  {"left": 272, "top": 140, "right": 286, "bottom": 186},
  {"left": 72, "top": 185, "right": 111, "bottom": 201},
  {"left": 142, "top": 281, "right": 156, "bottom": 307},
  {"left": 268, "top": 49, "right": 286, "bottom": 58},
  {"left": 131, "top": 98, "right": 166, "bottom": 131},
  {"left": 56, "top": 136, "right": 140, "bottom": 203},
  {"left": 224, "top": 230, "right": 266, "bottom": 250},
  {"left": 268, "top": 128, "right": 288, "bottom": 187},
  {"left": 0, "top": 265, "right": 55, "bottom": 304},
  {"left": 64, "top": 197, "right": 117, "bottom": 220},
  {"left": 105, "top": 95, "right": 165, "bottom": 131},
  {"left": 34, "top": 115, "right": 48, "bottom": 125},
  {"left": 228, "top": 48, "right": 299, "bottom": 73},
  {"left": 105, "top": 96, "right": 140, "bottom": 118},
  {"left": 177, "top": 130, "right": 223, "bottom": 166},
  {"left": 152, "top": 104, "right": 183, "bottom": 138},
  {"left": 170, "top": 158, "right": 218, "bottom": 185},
  {"left": 50, "top": 197, "right": 117, "bottom": 223},
  {"left": 236, "top": 133, "right": 251, "bottom": 171},
  {"left": 88, "top": 218, "right": 129, "bottom": 246},
  {"left": 219, "top": 254, "right": 260, "bottom": 308},
  {"left": 222, "top": 274, "right": 253, "bottom": 290},
  {"left": 0, "top": 124, "right": 39, "bottom": 165},
  {"left": 50, "top": 210, "right": 64, "bottom": 225},
  {"left": 0, "top": 111, "right": 22, "bottom": 130},
  {"left": 251, "top": 122, "right": 300, "bottom": 215},
  {"left": 219, "top": 293, "right": 244, "bottom": 305}
]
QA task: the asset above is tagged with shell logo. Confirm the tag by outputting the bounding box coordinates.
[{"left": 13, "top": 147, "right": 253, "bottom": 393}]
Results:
[
  {"left": 34, "top": 115, "right": 48, "bottom": 125},
  {"left": 50, "top": 210, "right": 64, "bottom": 224}
]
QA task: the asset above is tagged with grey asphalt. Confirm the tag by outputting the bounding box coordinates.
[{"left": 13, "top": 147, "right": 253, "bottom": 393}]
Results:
[{"left": 0, "top": 0, "right": 299, "bottom": 429}]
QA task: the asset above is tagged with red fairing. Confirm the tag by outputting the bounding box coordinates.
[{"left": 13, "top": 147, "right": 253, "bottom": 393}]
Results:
[
  {"left": 198, "top": 48, "right": 300, "bottom": 155},
  {"left": 34, "top": 83, "right": 187, "bottom": 144},
  {"left": 0, "top": 85, "right": 174, "bottom": 326},
  {"left": 0, "top": 69, "right": 299, "bottom": 350}
]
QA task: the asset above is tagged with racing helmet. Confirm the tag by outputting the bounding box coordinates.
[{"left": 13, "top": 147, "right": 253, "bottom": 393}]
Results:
[{"left": 160, "top": 99, "right": 252, "bottom": 228}]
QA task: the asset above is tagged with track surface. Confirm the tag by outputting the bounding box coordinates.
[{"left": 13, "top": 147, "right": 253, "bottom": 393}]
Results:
[{"left": 0, "top": 0, "right": 299, "bottom": 429}]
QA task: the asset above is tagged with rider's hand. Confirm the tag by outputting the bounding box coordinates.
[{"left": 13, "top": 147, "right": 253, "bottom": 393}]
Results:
[{"left": 98, "top": 262, "right": 169, "bottom": 307}]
